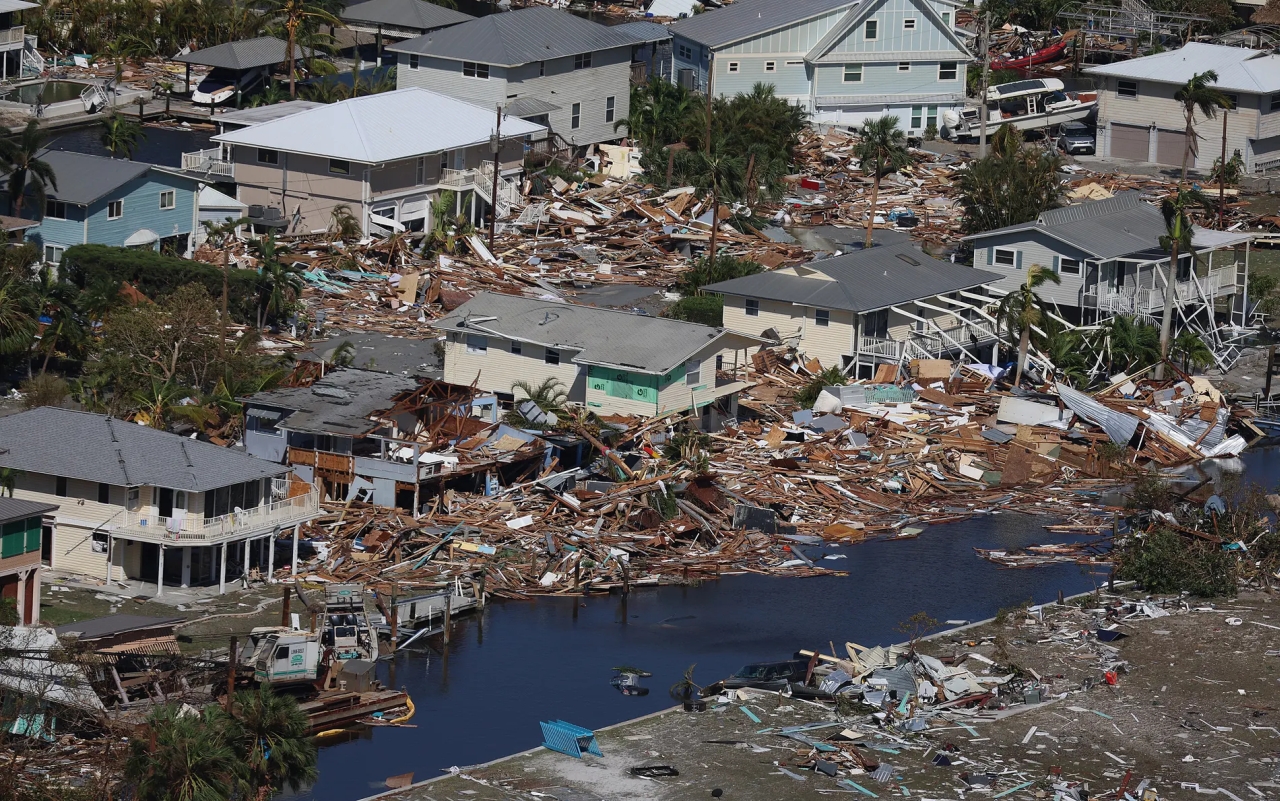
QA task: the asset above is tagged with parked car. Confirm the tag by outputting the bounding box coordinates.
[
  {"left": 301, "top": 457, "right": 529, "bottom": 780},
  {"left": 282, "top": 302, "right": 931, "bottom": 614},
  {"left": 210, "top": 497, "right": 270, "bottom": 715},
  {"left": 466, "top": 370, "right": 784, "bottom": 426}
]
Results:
[
  {"left": 721, "top": 659, "right": 810, "bottom": 691},
  {"left": 1057, "top": 121, "right": 1095, "bottom": 155}
]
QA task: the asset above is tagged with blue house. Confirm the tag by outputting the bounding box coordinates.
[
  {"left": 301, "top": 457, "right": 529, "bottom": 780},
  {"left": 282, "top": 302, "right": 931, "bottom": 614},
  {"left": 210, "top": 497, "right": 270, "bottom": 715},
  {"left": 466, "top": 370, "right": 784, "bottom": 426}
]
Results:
[
  {"left": 666, "top": 0, "right": 971, "bottom": 134},
  {"left": 21, "top": 151, "right": 202, "bottom": 264}
]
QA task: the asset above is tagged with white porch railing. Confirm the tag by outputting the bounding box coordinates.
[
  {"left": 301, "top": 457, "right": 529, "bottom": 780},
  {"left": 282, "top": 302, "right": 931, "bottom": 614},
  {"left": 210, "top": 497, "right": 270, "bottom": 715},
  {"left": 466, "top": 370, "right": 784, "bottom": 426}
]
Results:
[
  {"left": 0, "top": 26, "right": 25, "bottom": 46},
  {"left": 439, "top": 165, "right": 521, "bottom": 217},
  {"left": 859, "top": 336, "right": 900, "bottom": 357},
  {"left": 116, "top": 489, "right": 319, "bottom": 543},
  {"left": 182, "top": 147, "right": 235, "bottom": 178}
]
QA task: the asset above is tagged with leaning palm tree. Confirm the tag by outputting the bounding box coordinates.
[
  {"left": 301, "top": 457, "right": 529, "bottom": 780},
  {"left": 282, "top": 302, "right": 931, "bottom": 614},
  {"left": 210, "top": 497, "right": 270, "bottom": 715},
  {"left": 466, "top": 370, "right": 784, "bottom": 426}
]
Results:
[
  {"left": 126, "top": 704, "right": 238, "bottom": 801},
  {"left": 99, "top": 113, "right": 146, "bottom": 159},
  {"left": 996, "top": 263, "right": 1061, "bottom": 386},
  {"left": 1155, "top": 187, "right": 1211, "bottom": 380},
  {"left": 0, "top": 119, "right": 56, "bottom": 218},
  {"left": 223, "top": 687, "right": 317, "bottom": 800},
  {"left": 255, "top": 0, "right": 340, "bottom": 98},
  {"left": 853, "top": 115, "right": 911, "bottom": 249},
  {"left": 1173, "top": 70, "right": 1231, "bottom": 180}
]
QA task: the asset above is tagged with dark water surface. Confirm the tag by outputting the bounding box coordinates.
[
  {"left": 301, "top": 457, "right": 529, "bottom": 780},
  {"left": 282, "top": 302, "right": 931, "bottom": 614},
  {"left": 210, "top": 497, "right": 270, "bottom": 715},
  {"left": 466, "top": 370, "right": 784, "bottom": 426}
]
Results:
[
  {"left": 43, "top": 123, "right": 215, "bottom": 167},
  {"left": 300, "top": 505, "right": 1115, "bottom": 801}
]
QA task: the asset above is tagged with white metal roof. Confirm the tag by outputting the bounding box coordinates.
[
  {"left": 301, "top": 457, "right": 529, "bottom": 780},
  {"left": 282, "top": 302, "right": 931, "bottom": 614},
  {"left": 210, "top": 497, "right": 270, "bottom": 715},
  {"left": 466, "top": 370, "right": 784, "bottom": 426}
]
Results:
[
  {"left": 1085, "top": 42, "right": 1280, "bottom": 94},
  {"left": 0, "top": 0, "right": 36, "bottom": 11},
  {"left": 212, "top": 88, "right": 546, "bottom": 164}
]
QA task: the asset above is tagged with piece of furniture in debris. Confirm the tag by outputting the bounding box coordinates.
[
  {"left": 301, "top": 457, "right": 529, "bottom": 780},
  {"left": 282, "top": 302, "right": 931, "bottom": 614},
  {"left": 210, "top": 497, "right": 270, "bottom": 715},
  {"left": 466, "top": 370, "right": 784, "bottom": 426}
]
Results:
[{"left": 539, "top": 720, "right": 603, "bottom": 758}]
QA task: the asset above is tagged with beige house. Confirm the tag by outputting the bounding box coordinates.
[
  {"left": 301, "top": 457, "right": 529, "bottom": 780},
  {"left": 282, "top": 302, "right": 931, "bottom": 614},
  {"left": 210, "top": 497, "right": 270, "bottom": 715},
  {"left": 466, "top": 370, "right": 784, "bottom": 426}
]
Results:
[
  {"left": 0, "top": 408, "right": 319, "bottom": 596},
  {"left": 210, "top": 87, "right": 545, "bottom": 235},
  {"left": 1086, "top": 43, "right": 1280, "bottom": 173},
  {"left": 705, "top": 242, "right": 1002, "bottom": 378},
  {"left": 435, "top": 292, "right": 766, "bottom": 427}
]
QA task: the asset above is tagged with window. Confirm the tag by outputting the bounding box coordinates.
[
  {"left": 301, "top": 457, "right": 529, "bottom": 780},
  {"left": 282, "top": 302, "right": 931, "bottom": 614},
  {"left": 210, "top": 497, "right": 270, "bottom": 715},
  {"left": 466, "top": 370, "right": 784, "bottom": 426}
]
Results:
[
  {"left": 91, "top": 532, "right": 107, "bottom": 554},
  {"left": 911, "top": 106, "right": 923, "bottom": 129},
  {"left": 43, "top": 244, "right": 63, "bottom": 265},
  {"left": 1059, "top": 257, "right": 1081, "bottom": 275},
  {"left": 843, "top": 63, "right": 863, "bottom": 83},
  {"left": 55, "top": 477, "right": 67, "bottom": 497},
  {"left": 257, "top": 148, "right": 279, "bottom": 164},
  {"left": 329, "top": 159, "right": 350, "bottom": 175},
  {"left": 465, "top": 334, "right": 487, "bottom": 354},
  {"left": 45, "top": 199, "right": 65, "bottom": 219},
  {"left": 727, "top": 61, "right": 739, "bottom": 73},
  {"left": 686, "top": 359, "right": 701, "bottom": 386},
  {"left": 538, "top": 61, "right": 545, "bottom": 77},
  {"left": 941, "top": 11, "right": 951, "bottom": 26},
  {"left": 764, "top": 61, "right": 776, "bottom": 72},
  {"left": 864, "top": 309, "right": 888, "bottom": 339},
  {"left": 126, "top": 487, "right": 140, "bottom": 511},
  {"left": 573, "top": 52, "right": 592, "bottom": 70},
  {"left": 678, "top": 43, "right": 693, "bottom": 61},
  {"left": 408, "top": 54, "right": 419, "bottom": 69},
  {"left": 745, "top": 298, "right": 759, "bottom": 316},
  {"left": 1271, "top": 94, "right": 1280, "bottom": 112},
  {"left": 993, "top": 247, "right": 1017, "bottom": 267},
  {"left": 98, "top": 483, "right": 110, "bottom": 504},
  {"left": 786, "top": 59, "right": 804, "bottom": 66},
  {"left": 898, "top": 61, "right": 911, "bottom": 72},
  {"left": 815, "top": 309, "right": 830, "bottom": 327},
  {"left": 939, "top": 61, "right": 958, "bottom": 81},
  {"left": 1117, "top": 80, "right": 1138, "bottom": 98},
  {"left": 416, "top": 156, "right": 427, "bottom": 185},
  {"left": 926, "top": 105, "right": 937, "bottom": 129},
  {"left": 440, "top": 152, "right": 449, "bottom": 175},
  {"left": 903, "top": 17, "right": 916, "bottom": 29},
  {"left": 159, "top": 190, "right": 175, "bottom": 210},
  {"left": 107, "top": 200, "right": 122, "bottom": 219},
  {"left": 463, "top": 61, "right": 489, "bottom": 79},
  {"left": 571, "top": 102, "right": 581, "bottom": 129},
  {"left": 1224, "top": 93, "right": 1238, "bottom": 111},
  {"left": 605, "top": 95, "right": 615, "bottom": 123},
  {"left": 510, "top": 340, "right": 522, "bottom": 355},
  {"left": 864, "top": 19, "right": 877, "bottom": 39},
  {"left": 545, "top": 348, "right": 560, "bottom": 365}
]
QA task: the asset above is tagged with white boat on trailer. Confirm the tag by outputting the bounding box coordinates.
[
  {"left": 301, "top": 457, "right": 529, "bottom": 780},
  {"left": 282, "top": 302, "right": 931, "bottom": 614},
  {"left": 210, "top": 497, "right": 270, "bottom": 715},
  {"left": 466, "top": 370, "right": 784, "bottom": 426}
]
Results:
[{"left": 942, "top": 78, "right": 1097, "bottom": 141}]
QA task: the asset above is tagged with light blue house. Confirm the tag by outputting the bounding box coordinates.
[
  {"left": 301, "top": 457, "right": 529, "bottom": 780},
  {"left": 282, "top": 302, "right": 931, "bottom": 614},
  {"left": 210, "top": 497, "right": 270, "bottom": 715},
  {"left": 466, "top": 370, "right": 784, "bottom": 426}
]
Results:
[
  {"left": 666, "top": 0, "right": 971, "bottom": 133},
  {"left": 20, "top": 151, "right": 202, "bottom": 264}
]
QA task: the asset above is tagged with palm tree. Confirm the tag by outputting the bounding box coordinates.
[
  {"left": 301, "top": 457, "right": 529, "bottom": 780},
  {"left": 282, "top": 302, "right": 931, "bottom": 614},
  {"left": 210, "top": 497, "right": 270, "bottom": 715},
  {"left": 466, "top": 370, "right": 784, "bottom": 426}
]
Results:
[
  {"left": 996, "top": 263, "right": 1061, "bottom": 386},
  {"left": 853, "top": 116, "right": 911, "bottom": 249},
  {"left": 29, "top": 267, "right": 87, "bottom": 374},
  {"left": 248, "top": 233, "right": 302, "bottom": 327},
  {"left": 1171, "top": 330, "right": 1213, "bottom": 374},
  {"left": 0, "top": 467, "right": 21, "bottom": 497},
  {"left": 126, "top": 704, "right": 238, "bottom": 801},
  {"left": 0, "top": 265, "right": 35, "bottom": 356},
  {"left": 1174, "top": 70, "right": 1231, "bottom": 181},
  {"left": 507, "top": 377, "right": 568, "bottom": 429},
  {"left": 100, "top": 113, "right": 146, "bottom": 159},
  {"left": 1104, "top": 315, "right": 1161, "bottom": 373},
  {"left": 1155, "top": 187, "right": 1211, "bottom": 380},
  {"left": 615, "top": 76, "right": 697, "bottom": 150},
  {"left": 676, "top": 148, "right": 745, "bottom": 263},
  {"left": 132, "top": 379, "right": 190, "bottom": 429},
  {"left": 329, "top": 205, "right": 361, "bottom": 241},
  {"left": 0, "top": 120, "right": 56, "bottom": 218},
  {"left": 248, "top": 80, "right": 291, "bottom": 107},
  {"left": 223, "top": 688, "right": 317, "bottom": 799},
  {"left": 255, "top": 0, "right": 340, "bottom": 98},
  {"left": 201, "top": 215, "right": 250, "bottom": 357},
  {"left": 1037, "top": 317, "right": 1090, "bottom": 388}
]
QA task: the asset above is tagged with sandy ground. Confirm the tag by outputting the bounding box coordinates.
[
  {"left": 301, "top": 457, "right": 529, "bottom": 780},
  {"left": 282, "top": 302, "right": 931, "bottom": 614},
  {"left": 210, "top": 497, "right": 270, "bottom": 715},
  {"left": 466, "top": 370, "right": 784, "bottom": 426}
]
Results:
[{"left": 373, "top": 590, "right": 1280, "bottom": 801}]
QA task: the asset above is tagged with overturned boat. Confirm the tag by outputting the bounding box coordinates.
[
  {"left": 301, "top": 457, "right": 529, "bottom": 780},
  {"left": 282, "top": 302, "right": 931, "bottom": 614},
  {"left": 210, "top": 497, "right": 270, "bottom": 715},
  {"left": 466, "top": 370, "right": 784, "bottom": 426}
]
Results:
[{"left": 942, "top": 78, "right": 1096, "bottom": 141}]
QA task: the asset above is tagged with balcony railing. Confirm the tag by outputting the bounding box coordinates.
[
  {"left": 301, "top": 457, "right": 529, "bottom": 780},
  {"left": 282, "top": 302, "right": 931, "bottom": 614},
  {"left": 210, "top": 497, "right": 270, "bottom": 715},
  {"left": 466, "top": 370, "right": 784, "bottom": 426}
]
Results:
[
  {"left": 116, "top": 489, "right": 319, "bottom": 543},
  {"left": 0, "top": 26, "right": 25, "bottom": 46},
  {"left": 182, "top": 147, "right": 234, "bottom": 178}
]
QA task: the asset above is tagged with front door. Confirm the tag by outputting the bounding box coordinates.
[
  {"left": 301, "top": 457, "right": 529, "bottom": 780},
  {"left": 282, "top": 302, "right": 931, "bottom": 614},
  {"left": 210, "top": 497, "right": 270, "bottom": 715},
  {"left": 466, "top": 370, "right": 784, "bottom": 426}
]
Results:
[{"left": 158, "top": 488, "right": 174, "bottom": 518}]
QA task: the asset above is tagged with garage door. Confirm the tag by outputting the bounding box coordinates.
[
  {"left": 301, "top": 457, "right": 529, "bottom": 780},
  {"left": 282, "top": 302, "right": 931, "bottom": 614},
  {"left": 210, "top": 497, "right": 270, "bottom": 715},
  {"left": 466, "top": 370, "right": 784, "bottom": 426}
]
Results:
[
  {"left": 1156, "top": 129, "right": 1187, "bottom": 166},
  {"left": 1110, "top": 123, "right": 1149, "bottom": 161}
]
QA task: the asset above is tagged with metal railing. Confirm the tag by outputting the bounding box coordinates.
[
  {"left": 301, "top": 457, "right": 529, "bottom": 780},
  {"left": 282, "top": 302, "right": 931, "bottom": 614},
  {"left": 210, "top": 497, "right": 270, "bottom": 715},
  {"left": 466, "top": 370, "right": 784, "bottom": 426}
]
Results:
[
  {"left": 181, "top": 147, "right": 234, "bottom": 178},
  {"left": 116, "top": 489, "right": 319, "bottom": 543}
]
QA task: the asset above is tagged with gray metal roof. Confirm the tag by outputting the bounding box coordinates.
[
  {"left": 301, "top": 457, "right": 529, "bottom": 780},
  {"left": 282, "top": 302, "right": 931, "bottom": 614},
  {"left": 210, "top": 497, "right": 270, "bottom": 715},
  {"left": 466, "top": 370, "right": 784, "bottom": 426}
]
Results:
[
  {"left": 607, "top": 20, "right": 673, "bottom": 44},
  {"left": 35, "top": 150, "right": 150, "bottom": 206},
  {"left": 341, "top": 0, "right": 474, "bottom": 32},
  {"left": 55, "top": 614, "right": 185, "bottom": 641},
  {"left": 0, "top": 408, "right": 288, "bottom": 492},
  {"left": 504, "top": 96, "right": 560, "bottom": 117},
  {"left": 243, "top": 368, "right": 420, "bottom": 436},
  {"left": 668, "top": 0, "right": 857, "bottom": 48},
  {"left": 435, "top": 292, "right": 760, "bottom": 375},
  {"left": 705, "top": 242, "right": 1001, "bottom": 313},
  {"left": 174, "top": 37, "right": 305, "bottom": 70},
  {"left": 299, "top": 333, "right": 442, "bottom": 378},
  {"left": 967, "top": 192, "right": 1171, "bottom": 261},
  {"left": 0, "top": 497, "right": 57, "bottom": 523},
  {"left": 388, "top": 7, "right": 647, "bottom": 66},
  {"left": 1085, "top": 42, "right": 1280, "bottom": 94},
  {"left": 214, "top": 100, "right": 325, "bottom": 129}
]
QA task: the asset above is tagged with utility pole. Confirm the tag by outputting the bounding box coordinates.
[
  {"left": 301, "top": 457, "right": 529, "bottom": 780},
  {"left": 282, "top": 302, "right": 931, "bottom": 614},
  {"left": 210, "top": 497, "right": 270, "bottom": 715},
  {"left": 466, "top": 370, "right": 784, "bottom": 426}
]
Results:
[
  {"left": 225, "top": 636, "right": 237, "bottom": 713},
  {"left": 704, "top": 52, "right": 713, "bottom": 152},
  {"left": 1218, "top": 107, "right": 1228, "bottom": 228},
  {"left": 488, "top": 104, "right": 502, "bottom": 251},
  {"left": 979, "top": 11, "right": 991, "bottom": 158}
]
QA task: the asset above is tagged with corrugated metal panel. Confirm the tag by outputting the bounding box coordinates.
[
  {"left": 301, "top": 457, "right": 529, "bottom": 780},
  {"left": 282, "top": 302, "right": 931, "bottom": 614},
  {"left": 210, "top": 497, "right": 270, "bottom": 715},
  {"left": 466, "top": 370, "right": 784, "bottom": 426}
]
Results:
[
  {"left": 668, "top": 0, "right": 858, "bottom": 48},
  {"left": 390, "top": 7, "right": 647, "bottom": 65},
  {"left": 1055, "top": 382, "right": 1140, "bottom": 445}
]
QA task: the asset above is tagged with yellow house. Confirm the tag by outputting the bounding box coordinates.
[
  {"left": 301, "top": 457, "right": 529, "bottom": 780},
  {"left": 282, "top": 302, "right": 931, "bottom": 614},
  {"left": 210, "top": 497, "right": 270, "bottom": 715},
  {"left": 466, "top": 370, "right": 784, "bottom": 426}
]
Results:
[
  {"left": 436, "top": 292, "right": 767, "bottom": 428},
  {"left": 705, "top": 242, "right": 1003, "bottom": 378}
]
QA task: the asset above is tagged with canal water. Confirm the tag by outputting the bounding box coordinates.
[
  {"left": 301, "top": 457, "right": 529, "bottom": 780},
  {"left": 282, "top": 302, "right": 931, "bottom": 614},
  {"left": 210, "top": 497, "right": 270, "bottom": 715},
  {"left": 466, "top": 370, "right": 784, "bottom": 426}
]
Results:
[
  {"left": 43, "top": 123, "right": 214, "bottom": 167},
  {"left": 300, "top": 503, "right": 1116, "bottom": 801}
]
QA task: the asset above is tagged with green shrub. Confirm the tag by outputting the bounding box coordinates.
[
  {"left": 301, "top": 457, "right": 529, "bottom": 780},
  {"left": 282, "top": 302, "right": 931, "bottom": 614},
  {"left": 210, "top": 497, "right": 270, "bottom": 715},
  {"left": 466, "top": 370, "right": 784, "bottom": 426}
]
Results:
[
  {"left": 61, "top": 244, "right": 264, "bottom": 323},
  {"left": 664, "top": 295, "right": 723, "bottom": 327},
  {"left": 677, "top": 254, "right": 762, "bottom": 295},
  {"left": 1113, "top": 528, "right": 1237, "bottom": 597},
  {"left": 794, "top": 366, "right": 848, "bottom": 408}
]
